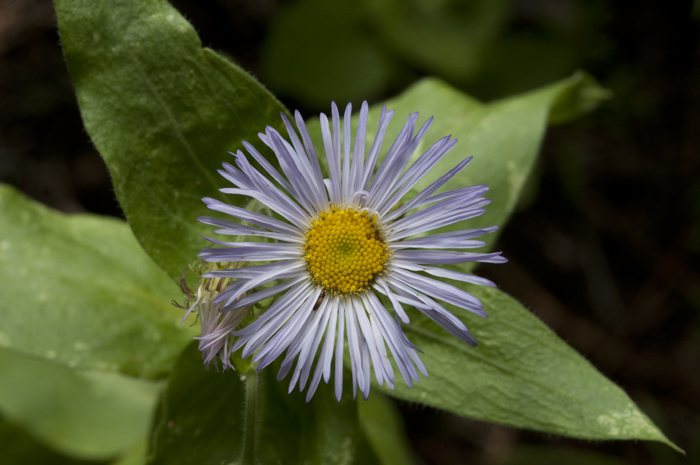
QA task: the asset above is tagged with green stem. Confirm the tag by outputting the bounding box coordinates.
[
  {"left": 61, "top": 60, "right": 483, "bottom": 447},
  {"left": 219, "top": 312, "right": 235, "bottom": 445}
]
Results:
[{"left": 240, "top": 370, "right": 258, "bottom": 465}]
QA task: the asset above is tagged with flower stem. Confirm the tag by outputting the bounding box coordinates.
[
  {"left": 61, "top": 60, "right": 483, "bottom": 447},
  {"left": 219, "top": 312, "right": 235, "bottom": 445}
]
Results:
[{"left": 240, "top": 370, "right": 258, "bottom": 464}]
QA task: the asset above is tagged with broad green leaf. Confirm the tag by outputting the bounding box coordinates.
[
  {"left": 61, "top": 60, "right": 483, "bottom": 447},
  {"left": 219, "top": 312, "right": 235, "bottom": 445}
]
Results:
[
  {"left": 370, "top": 72, "right": 608, "bottom": 243},
  {"left": 0, "top": 349, "right": 161, "bottom": 460},
  {"left": 147, "top": 343, "right": 362, "bottom": 465},
  {"left": 0, "top": 185, "right": 193, "bottom": 379},
  {"left": 0, "top": 417, "right": 102, "bottom": 465},
  {"left": 548, "top": 72, "right": 614, "bottom": 125},
  {"left": 378, "top": 286, "right": 678, "bottom": 450},
  {"left": 112, "top": 440, "right": 148, "bottom": 465},
  {"left": 357, "top": 394, "right": 414, "bottom": 465},
  {"left": 55, "top": 0, "right": 288, "bottom": 280},
  {"left": 261, "top": 0, "right": 397, "bottom": 109}
]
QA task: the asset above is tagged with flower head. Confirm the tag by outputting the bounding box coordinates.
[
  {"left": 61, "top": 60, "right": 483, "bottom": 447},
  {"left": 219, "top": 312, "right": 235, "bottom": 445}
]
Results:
[
  {"left": 181, "top": 261, "right": 249, "bottom": 371},
  {"left": 191, "top": 102, "right": 506, "bottom": 401}
]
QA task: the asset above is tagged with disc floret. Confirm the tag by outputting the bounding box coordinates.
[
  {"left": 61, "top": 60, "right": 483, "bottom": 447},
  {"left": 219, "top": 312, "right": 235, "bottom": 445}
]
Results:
[{"left": 304, "top": 207, "right": 389, "bottom": 294}]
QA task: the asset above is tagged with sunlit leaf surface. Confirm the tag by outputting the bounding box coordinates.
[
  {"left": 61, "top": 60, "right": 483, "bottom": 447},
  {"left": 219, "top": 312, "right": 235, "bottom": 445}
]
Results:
[
  {"left": 0, "top": 185, "right": 193, "bottom": 379},
  {"left": 55, "top": 0, "right": 288, "bottom": 280},
  {"left": 381, "top": 286, "right": 677, "bottom": 448},
  {"left": 0, "top": 349, "right": 161, "bottom": 460}
]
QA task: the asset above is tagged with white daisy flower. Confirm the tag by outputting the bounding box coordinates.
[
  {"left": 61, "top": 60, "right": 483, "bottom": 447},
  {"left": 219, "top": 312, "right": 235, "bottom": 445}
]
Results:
[{"left": 194, "top": 102, "right": 506, "bottom": 401}]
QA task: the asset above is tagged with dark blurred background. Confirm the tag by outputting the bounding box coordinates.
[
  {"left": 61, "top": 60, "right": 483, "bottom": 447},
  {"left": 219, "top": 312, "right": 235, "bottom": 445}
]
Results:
[{"left": 1, "top": 0, "right": 698, "bottom": 464}]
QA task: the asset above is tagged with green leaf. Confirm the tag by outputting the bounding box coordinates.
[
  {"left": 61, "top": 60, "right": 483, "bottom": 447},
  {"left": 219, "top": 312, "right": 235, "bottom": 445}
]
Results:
[
  {"left": 372, "top": 73, "right": 608, "bottom": 243},
  {"left": 0, "top": 348, "right": 162, "bottom": 460},
  {"left": 261, "top": 0, "right": 397, "bottom": 109},
  {"left": 548, "top": 72, "right": 613, "bottom": 125},
  {"left": 0, "top": 417, "right": 101, "bottom": 465},
  {"left": 357, "top": 394, "right": 414, "bottom": 465},
  {"left": 379, "top": 286, "right": 679, "bottom": 450},
  {"left": 147, "top": 343, "right": 361, "bottom": 465},
  {"left": 111, "top": 440, "right": 148, "bottom": 465},
  {"left": 0, "top": 184, "right": 193, "bottom": 379},
  {"left": 55, "top": 0, "right": 288, "bottom": 280}
]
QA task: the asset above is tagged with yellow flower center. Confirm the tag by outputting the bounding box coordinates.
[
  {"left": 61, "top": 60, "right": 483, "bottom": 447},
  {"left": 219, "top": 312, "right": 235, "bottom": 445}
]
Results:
[{"left": 304, "top": 207, "right": 389, "bottom": 294}]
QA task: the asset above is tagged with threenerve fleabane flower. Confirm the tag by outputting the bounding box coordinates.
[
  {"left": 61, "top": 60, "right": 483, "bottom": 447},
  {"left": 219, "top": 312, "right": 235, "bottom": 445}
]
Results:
[{"left": 191, "top": 102, "right": 506, "bottom": 401}]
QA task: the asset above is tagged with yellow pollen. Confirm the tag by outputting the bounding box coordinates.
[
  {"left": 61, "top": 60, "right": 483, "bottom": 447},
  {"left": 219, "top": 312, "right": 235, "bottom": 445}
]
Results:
[{"left": 304, "top": 207, "right": 389, "bottom": 294}]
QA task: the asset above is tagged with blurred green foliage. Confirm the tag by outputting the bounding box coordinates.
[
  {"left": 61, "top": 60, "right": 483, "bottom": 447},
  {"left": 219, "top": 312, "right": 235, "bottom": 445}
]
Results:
[{"left": 261, "top": 0, "right": 611, "bottom": 108}]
